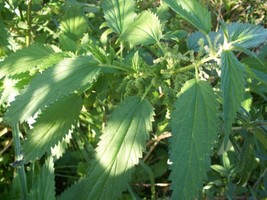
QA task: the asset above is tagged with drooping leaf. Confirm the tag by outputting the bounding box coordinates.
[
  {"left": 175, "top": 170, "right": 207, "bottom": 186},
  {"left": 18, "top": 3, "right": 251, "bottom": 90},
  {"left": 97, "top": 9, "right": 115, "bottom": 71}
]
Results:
[
  {"left": 164, "top": 0, "right": 211, "bottom": 33},
  {"left": 60, "top": 1, "right": 88, "bottom": 42},
  {"left": 101, "top": 0, "right": 136, "bottom": 35},
  {"left": 226, "top": 23, "right": 267, "bottom": 49},
  {"left": 0, "top": 43, "right": 61, "bottom": 79},
  {"left": 59, "top": 96, "right": 154, "bottom": 200},
  {"left": 22, "top": 94, "right": 82, "bottom": 162},
  {"left": 221, "top": 51, "right": 245, "bottom": 145},
  {"left": 120, "top": 10, "right": 162, "bottom": 46},
  {"left": 5, "top": 56, "right": 100, "bottom": 124},
  {"left": 28, "top": 157, "right": 56, "bottom": 200},
  {"left": 170, "top": 79, "right": 220, "bottom": 200}
]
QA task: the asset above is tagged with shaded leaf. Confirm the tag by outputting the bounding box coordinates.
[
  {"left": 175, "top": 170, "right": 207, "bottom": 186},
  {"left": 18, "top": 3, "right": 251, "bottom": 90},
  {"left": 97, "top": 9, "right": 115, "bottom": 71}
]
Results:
[
  {"left": 59, "top": 96, "right": 154, "bottom": 200},
  {"left": 22, "top": 94, "right": 82, "bottom": 162},
  {"left": 170, "top": 79, "right": 220, "bottom": 199},
  {"left": 226, "top": 23, "right": 267, "bottom": 49},
  {"left": 221, "top": 51, "right": 245, "bottom": 144},
  {"left": 0, "top": 19, "right": 8, "bottom": 46},
  {"left": 5, "top": 56, "right": 100, "bottom": 124},
  {"left": 164, "top": 0, "right": 211, "bottom": 33},
  {"left": 120, "top": 10, "right": 162, "bottom": 46},
  {"left": 102, "top": 0, "right": 136, "bottom": 35},
  {"left": 28, "top": 157, "right": 56, "bottom": 200}
]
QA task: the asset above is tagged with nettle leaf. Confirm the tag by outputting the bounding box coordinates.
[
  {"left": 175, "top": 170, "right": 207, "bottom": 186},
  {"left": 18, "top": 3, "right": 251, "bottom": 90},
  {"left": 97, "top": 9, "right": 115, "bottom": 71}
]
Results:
[
  {"left": 5, "top": 56, "right": 100, "bottom": 124},
  {"left": 102, "top": 0, "right": 136, "bottom": 35},
  {"left": 28, "top": 157, "right": 56, "bottom": 200},
  {"left": 120, "top": 10, "right": 163, "bottom": 46},
  {"left": 60, "top": 1, "right": 88, "bottom": 42},
  {"left": 59, "top": 96, "right": 154, "bottom": 200},
  {"left": 164, "top": 0, "right": 211, "bottom": 33},
  {"left": 0, "top": 19, "right": 8, "bottom": 46},
  {"left": 226, "top": 23, "right": 267, "bottom": 48},
  {"left": 170, "top": 79, "right": 220, "bottom": 200},
  {"left": 221, "top": 51, "right": 245, "bottom": 144},
  {"left": 0, "top": 43, "right": 59, "bottom": 79},
  {"left": 22, "top": 94, "right": 82, "bottom": 162}
]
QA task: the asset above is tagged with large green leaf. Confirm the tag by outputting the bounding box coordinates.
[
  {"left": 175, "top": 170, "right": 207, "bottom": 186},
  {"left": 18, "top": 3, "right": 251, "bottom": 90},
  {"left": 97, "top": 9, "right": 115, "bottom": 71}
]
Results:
[
  {"left": 101, "top": 0, "right": 136, "bottom": 35},
  {"left": 120, "top": 10, "right": 163, "bottom": 46},
  {"left": 170, "top": 79, "right": 220, "bottom": 200},
  {"left": 226, "top": 23, "right": 267, "bottom": 49},
  {"left": 59, "top": 96, "right": 154, "bottom": 200},
  {"left": 0, "top": 43, "right": 64, "bottom": 79},
  {"left": 164, "top": 0, "right": 211, "bottom": 33},
  {"left": 221, "top": 51, "right": 245, "bottom": 144},
  {"left": 28, "top": 157, "right": 56, "bottom": 200},
  {"left": 22, "top": 94, "right": 82, "bottom": 162},
  {"left": 5, "top": 56, "right": 100, "bottom": 124}
]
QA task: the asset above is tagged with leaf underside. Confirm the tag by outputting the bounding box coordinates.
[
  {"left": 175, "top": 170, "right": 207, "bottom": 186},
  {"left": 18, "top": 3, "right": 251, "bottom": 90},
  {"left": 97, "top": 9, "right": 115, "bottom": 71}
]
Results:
[
  {"left": 170, "top": 79, "right": 220, "bottom": 200},
  {"left": 59, "top": 96, "right": 154, "bottom": 200},
  {"left": 221, "top": 51, "right": 245, "bottom": 144},
  {"left": 5, "top": 56, "right": 100, "bottom": 124},
  {"left": 22, "top": 94, "right": 82, "bottom": 163}
]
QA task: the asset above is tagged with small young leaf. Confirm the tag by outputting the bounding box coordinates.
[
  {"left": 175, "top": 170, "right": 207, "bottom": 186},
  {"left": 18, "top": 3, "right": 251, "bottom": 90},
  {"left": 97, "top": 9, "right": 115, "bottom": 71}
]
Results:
[
  {"left": 120, "top": 10, "right": 162, "bottom": 46},
  {"left": 164, "top": 0, "right": 211, "bottom": 33},
  {"left": 102, "top": 0, "right": 136, "bottom": 35},
  {"left": 28, "top": 157, "right": 56, "bottom": 200},
  {"left": 5, "top": 56, "right": 100, "bottom": 124},
  {"left": 170, "top": 79, "right": 220, "bottom": 200},
  {"left": 221, "top": 51, "right": 245, "bottom": 145},
  {"left": 22, "top": 94, "right": 82, "bottom": 162},
  {"left": 0, "top": 43, "right": 58, "bottom": 79},
  {"left": 226, "top": 23, "right": 267, "bottom": 49},
  {"left": 58, "top": 96, "right": 154, "bottom": 200}
]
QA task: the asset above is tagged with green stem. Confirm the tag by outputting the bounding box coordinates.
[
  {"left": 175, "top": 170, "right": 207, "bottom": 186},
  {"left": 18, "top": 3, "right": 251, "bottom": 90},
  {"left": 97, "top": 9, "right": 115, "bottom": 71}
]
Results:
[
  {"left": 26, "top": 0, "right": 32, "bottom": 46},
  {"left": 142, "top": 80, "right": 153, "bottom": 100},
  {"left": 140, "top": 160, "right": 156, "bottom": 200},
  {"left": 12, "top": 124, "right": 27, "bottom": 200}
]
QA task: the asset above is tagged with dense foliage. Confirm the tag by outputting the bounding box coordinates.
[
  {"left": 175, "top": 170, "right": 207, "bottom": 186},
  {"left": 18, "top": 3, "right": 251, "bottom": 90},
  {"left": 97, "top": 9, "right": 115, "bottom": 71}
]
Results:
[{"left": 0, "top": 0, "right": 267, "bottom": 199}]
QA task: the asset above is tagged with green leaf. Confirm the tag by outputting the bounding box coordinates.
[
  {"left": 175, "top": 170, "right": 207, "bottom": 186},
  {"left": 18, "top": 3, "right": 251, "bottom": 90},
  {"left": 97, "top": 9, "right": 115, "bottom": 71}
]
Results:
[
  {"left": 5, "top": 56, "right": 100, "bottom": 124},
  {"left": 58, "top": 96, "right": 154, "bottom": 200},
  {"left": 164, "top": 0, "right": 211, "bottom": 33},
  {"left": 22, "top": 94, "right": 82, "bottom": 162},
  {"left": 120, "top": 10, "right": 163, "bottom": 46},
  {"left": 226, "top": 23, "right": 267, "bottom": 49},
  {"left": 28, "top": 157, "right": 56, "bottom": 200},
  {"left": 253, "top": 127, "right": 267, "bottom": 150},
  {"left": 170, "top": 79, "right": 220, "bottom": 200},
  {"left": 60, "top": 1, "right": 88, "bottom": 42},
  {"left": 101, "top": 0, "right": 136, "bottom": 35},
  {"left": 221, "top": 51, "right": 245, "bottom": 145},
  {"left": 0, "top": 19, "right": 8, "bottom": 46},
  {"left": 0, "top": 43, "right": 59, "bottom": 79}
]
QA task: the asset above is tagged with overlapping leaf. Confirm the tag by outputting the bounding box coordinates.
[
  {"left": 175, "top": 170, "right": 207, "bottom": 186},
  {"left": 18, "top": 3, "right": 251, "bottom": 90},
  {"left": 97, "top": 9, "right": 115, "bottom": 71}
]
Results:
[
  {"left": 28, "top": 157, "right": 56, "bottom": 200},
  {"left": 22, "top": 94, "right": 82, "bottom": 162},
  {"left": 0, "top": 43, "right": 64, "bottom": 79},
  {"left": 164, "top": 0, "right": 211, "bottom": 33},
  {"left": 226, "top": 23, "right": 267, "bottom": 48},
  {"left": 120, "top": 10, "right": 163, "bottom": 46},
  {"left": 102, "top": 0, "right": 136, "bottom": 35},
  {"left": 5, "top": 56, "right": 100, "bottom": 124},
  {"left": 170, "top": 79, "right": 220, "bottom": 200},
  {"left": 59, "top": 96, "right": 154, "bottom": 200},
  {"left": 221, "top": 51, "right": 245, "bottom": 144}
]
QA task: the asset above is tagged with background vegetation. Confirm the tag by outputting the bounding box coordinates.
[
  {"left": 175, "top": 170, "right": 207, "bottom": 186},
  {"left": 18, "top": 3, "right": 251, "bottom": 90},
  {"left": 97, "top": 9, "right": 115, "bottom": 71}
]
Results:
[{"left": 0, "top": 0, "right": 266, "bottom": 199}]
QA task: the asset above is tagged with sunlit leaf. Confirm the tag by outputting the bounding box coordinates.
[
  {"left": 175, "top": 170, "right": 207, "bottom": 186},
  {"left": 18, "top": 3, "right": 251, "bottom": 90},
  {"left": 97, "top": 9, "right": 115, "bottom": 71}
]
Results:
[
  {"left": 22, "top": 94, "right": 82, "bottom": 162},
  {"left": 164, "top": 0, "right": 211, "bottom": 33},
  {"left": 170, "top": 79, "right": 220, "bottom": 199},
  {"left": 5, "top": 56, "right": 100, "bottom": 124},
  {"left": 102, "top": 0, "right": 136, "bottom": 35},
  {"left": 28, "top": 157, "right": 56, "bottom": 200},
  {"left": 120, "top": 10, "right": 162, "bottom": 46},
  {"left": 226, "top": 23, "right": 267, "bottom": 48},
  {"left": 58, "top": 96, "right": 154, "bottom": 200},
  {"left": 221, "top": 51, "right": 245, "bottom": 145},
  {"left": 0, "top": 43, "right": 62, "bottom": 79}
]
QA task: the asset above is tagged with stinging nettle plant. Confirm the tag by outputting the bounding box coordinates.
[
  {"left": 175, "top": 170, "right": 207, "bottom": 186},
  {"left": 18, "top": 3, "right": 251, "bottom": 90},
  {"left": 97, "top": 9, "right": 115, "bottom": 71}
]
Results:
[{"left": 0, "top": 0, "right": 267, "bottom": 199}]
